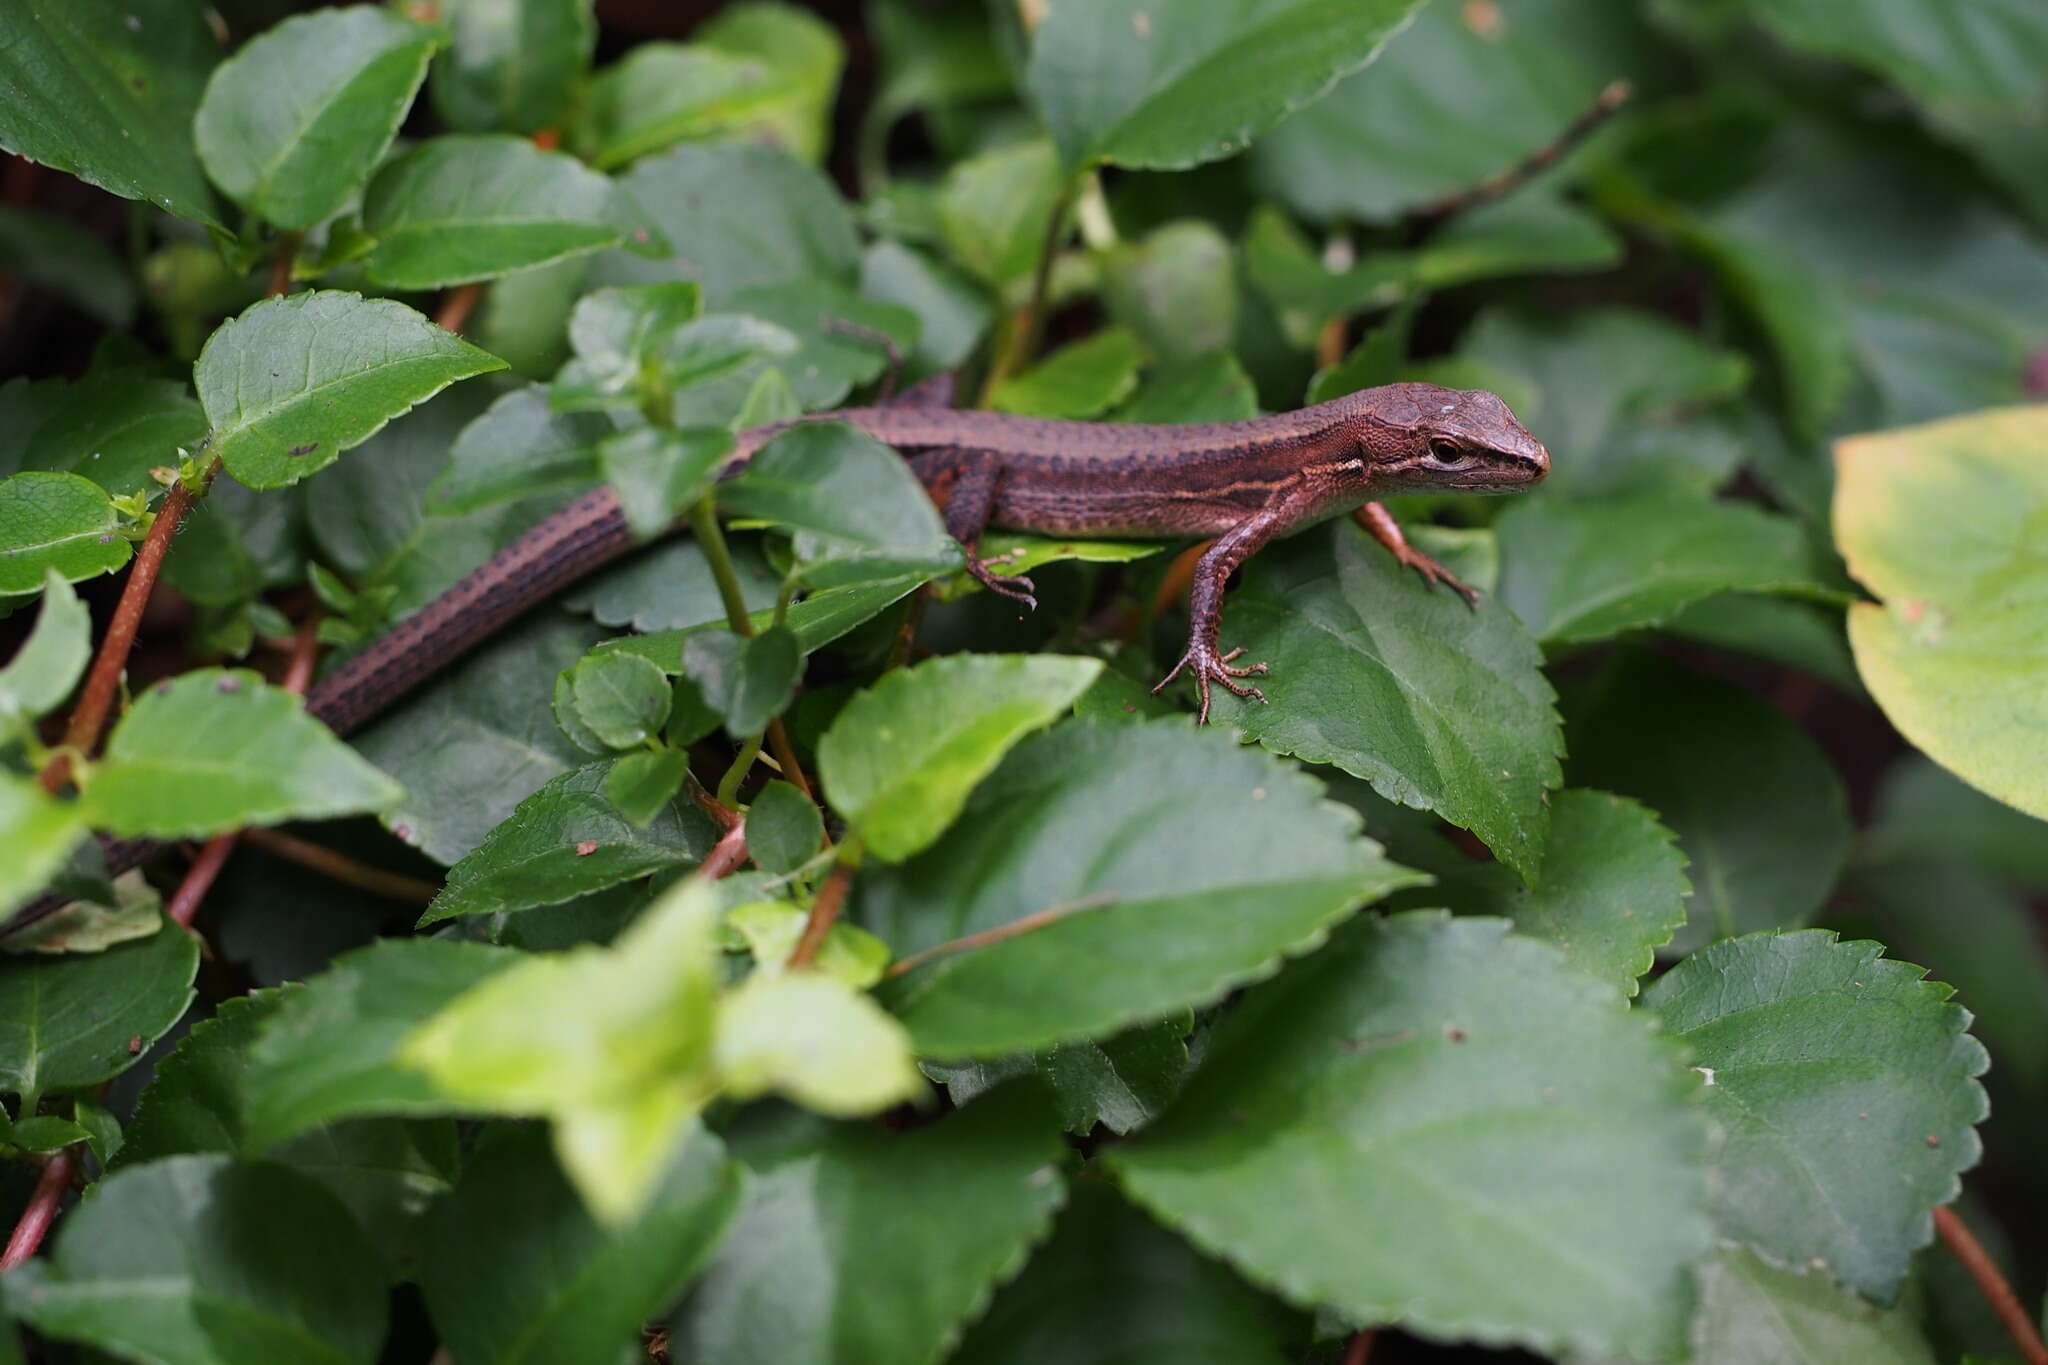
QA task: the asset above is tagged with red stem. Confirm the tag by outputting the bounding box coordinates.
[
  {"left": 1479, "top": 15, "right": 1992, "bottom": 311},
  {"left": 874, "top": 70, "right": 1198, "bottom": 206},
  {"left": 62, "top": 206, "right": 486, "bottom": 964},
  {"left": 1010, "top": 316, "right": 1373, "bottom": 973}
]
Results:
[
  {"left": 787, "top": 858, "right": 854, "bottom": 969},
  {"left": 1, "top": 1151, "right": 74, "bottom": 1271},
  {"left": 1936, "top": 1205, "right": 2048, "bottom": 1365}
]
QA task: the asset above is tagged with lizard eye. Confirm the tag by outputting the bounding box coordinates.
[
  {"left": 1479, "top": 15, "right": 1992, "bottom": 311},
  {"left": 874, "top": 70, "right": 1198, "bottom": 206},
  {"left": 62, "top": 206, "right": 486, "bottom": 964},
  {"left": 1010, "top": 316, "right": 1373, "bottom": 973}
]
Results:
[{"left": 1426, "top": 438, "right": 1479, "bottom": 471}]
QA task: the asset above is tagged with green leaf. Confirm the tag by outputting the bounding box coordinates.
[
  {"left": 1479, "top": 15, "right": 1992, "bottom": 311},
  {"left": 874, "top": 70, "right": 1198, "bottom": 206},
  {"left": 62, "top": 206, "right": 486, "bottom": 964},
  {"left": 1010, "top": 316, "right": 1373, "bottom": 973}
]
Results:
[
  {"left": 1868, "top": 756, "right": 2048, "bottom": 891},
  {"left": 1644, "top": 930, "right": 1989, "bottom": 1302},
  {"left": 725, "top": 903, "right": 888, "bottom": 989},
  {"left": 1100, "top": 223, "right": 1240, "bottom": 368},
  {"left": 714, "top": 972, "right": 925, "bottom": 1114},
  {"left": 689, "top": 2, "right": 845, "bottom": 167},
  {"left": 744, "top": 779, "right": 820, "bottom": 875},
  {"left": 1458, "top": 306, "right": 1752, "bottom": 496},
  {"left": 818, "top": 654, "right": 1101, "bottom": 863},
  {"left": 421, "top": 761, "right": 713, "bottom": 924},
  {"left": 402, "top": 878, "right": 724, "bottom": 1223},
  {"left": 720, "top": 422, "right": 963, "bottom": 589},
  {"left": 8, "top": 1155, "right": 388, "bottom": 1364},
  {"left": 362, "top": 134, "right": 623, "bottom": 289},
  {"left": 118, "top": 992, "right": 459, "bottom": 1269},
  {"left": 567, "top": 650, "right": 674, "bottom": 750},
  {"left": 989, "top": 326, "right": 1143, "bottom": 419},
  {"left": 1110, "top": 912, "right": 1709, "bottom": 1361},
  {"left": 928, "top": 1015, "right": 1192, "bottom": 1138},
  {"left": 1248, "top": 0, "right": 1655, "bottom": 220},
  {"left": 80, "top": 670, "right": 402, "bottom": 838},
  {"left": 0, "top": 471, "right": 132, "bottom": 593},
  {"left": 667, "top": 1084, "right": 1066, "bottom": 1365},
  {"left": 1026, "top": 0, "right": 1427, "bottom": 170},
  {"left": 0, "top": 919, "right": 197, "bottom": 1101},
  {"left": 0, "top": 0, "right": 223, "bottom": 227},
  {"left": 426, "top": 384, "right": 608, "bottom": 514},
  {"left": 194, "top": 5, "right": 439, "bottom": 230},
  {"left": 1206, "top": 519, "right": 1562, "bottom": 882},
  {"left": 1835, "top": 406, "right": 2048, "bottom": 821},
  {"left": 243, "top": 938, "right": 520, "bottom": 1149},
  {"left": 352, "top": 609, "right": 608, "bottom": 864},
  {"left": 1682, "top": 1246, "right": 1943, "bottom": 1364},
  {"left": 567, "top": 535, "right": 780, "bottom": 635},
  {"left": 595, "top": 576, "right": 929, "bottom": 677},
  {"left": 3, "top": 868, "right": 159, "bottom": 954},
  {"left": 604, "top": 748, "right": 690, "bottom": 829},
  {"left": 1741, "top": 0, "right": 2048, "bottom": 228},
  {"left": 16, "top": 368, "right": 208, "bottom": 501},
  {"left": 1566, "top": 649, "right": 1852, "bottom": 952},
  {"left": 195, "top": 291, "right": 505, "bottom": 490},
  {"left": 596, "top": 143, "right": 859, "bottom": 306},
  {"left": 564, "top": 280, "right": 702, "bottom": 384},
  {"left": 0, "top": 205, "right": 136, "bottom": 327},
  {"left": 951, "top": 1181, "right": 1299, "bottom": 1364},
  {"left": 420, "top": 1123, "right": 743, "bottom": 1365},
  {"left": 936, "top": 138, "right": 1066, "bottom": 289},
  {"left": 1497, "top": 490, "right": 1828, "bottom": 645},
  {"left": 720, "top": 280, "right": 919, "bottom": 413},
  {"left": 858, "top": 240, "right": 996, "bottom": 380},
  {"left": 681, "top": 626, "right": 801, "bottom": 738},
  {"left": 0, "top": 569, "right": 88, "bottom": 724},
  {"left": 1113, "top": 351, "right": 1259, "bottom": 424},
  {"left": 867, "top": 720, "right": 1424, "bottom": 1057},
  {"left": 429, "top": 0, "right": 595, "bottom": 135},
  {"left": 600, "top": 426, "right": 731, "bottom": 540}
]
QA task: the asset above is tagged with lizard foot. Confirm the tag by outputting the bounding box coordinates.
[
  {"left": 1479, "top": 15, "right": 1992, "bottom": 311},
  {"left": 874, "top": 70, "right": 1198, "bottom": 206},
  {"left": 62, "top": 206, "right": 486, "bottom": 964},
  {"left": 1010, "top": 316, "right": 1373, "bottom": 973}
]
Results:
[
  {"left": 1153, "top": 645, "right": 1269, "bottom": 725},
  {"left": 968, "top": 556, "right": 1037, "bottom": 609},
  {"left": 1392, "top": 544, "right": 1479, "bottom": 607}
]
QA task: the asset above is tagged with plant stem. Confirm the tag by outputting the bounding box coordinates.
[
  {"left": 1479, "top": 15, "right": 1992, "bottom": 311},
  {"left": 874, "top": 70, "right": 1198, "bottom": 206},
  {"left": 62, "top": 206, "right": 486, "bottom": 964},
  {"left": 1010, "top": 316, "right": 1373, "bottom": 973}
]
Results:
[
  {"left": 883, "top": 895, "right": 1113, "bottom": 979},
  {"left": 977, "top": 177, "right": 1077, "bottom": 406},
  {"left": 1341, "top": 1329, "right": 1377, "bottom": 1365},
  {"left": 434, "top": 282, "right": 484, "bottom": 334},
  {"left": 694, "top": 819, "right": 751, "bottom": 883},
  {"left": 0, "top": 1150, "right": 73, "bottom": 1271},
  {"left": 38, "top": 459, "right": 223, "bottom": 794},
  {"left": 688, "top": 495, "right": 756, "bottom": 637},
  {"left": 1935, "top": 1205, "right": 2048, "bottom": 1365},
  {"left": 787, "top": 841, "right": 859, "bottom": 969},
  {"left": 242, "top": 828, "right": 439, "bottom": 906},
  {"left": 266, "top": 231, "right": 301, "bottom": 297},
  {"left": 716, "top": 733, "right": 765, "bottom": 808}
]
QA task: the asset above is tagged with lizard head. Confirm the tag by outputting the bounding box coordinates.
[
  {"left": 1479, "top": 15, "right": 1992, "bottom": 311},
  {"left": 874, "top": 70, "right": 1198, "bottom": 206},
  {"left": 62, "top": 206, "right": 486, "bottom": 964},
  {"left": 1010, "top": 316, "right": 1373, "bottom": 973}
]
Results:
[{"left": 1341, "top": 384, "right": 1549, "bottom": 493}]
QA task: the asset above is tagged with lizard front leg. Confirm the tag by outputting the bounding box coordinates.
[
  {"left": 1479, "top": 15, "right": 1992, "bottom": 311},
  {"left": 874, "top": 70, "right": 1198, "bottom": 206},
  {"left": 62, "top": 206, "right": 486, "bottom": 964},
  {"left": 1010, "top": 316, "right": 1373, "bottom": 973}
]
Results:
[
  {"left": 908, "top": 448, "right": 1037, "bottom": 607},
  {"left": 1153, "top": 477, "right": 1329, "bottom": 724},
  {"left": 1355, "top": 501, "right": 1478, "bottom": 605}
]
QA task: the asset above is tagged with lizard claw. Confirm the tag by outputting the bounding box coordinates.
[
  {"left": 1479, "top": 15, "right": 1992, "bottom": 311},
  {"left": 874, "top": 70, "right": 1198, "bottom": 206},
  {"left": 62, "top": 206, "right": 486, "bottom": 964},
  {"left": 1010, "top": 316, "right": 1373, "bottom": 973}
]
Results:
[
  {"left": 1153, "top": 643, "right": 1269, "bottom": 725},
  {"left": 968, "top": 556, "right": 1037, "bottom": 610},
  {"left": 1394, "top": 544, "right": 1479, "bottom": 607}
]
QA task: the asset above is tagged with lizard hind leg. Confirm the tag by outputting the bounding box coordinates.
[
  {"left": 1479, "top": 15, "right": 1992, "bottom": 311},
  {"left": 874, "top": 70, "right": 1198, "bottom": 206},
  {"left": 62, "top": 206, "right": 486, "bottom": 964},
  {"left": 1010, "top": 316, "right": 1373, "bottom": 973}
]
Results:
[{"left": 911, "top": 448, "right": 1038, "bottom": 608}]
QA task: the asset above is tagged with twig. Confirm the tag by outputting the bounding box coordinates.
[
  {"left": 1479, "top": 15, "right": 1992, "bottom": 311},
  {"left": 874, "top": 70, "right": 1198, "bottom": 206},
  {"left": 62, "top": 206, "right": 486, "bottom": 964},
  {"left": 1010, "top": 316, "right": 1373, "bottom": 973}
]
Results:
[
  {"left": 1935, "top": 1205, "right": 2048, "bottom": 1365},
  {"left": 787, "top": 855, "right": 855, "bottom": 969},
  {"left": 1407, "top": 79, "right": 1632, "bottom": 226},
  {"left": 1317, "top": 316, "right": 1350, "bottom": 370},
  {"left": 1150, "top": 540, "right": 1212, "bottom": 622},
  {"left": 694, "top": 819, "right": 750, "bottom": 883},
  {"left": 165, "top": 618, "right": 323, "bottom": 930},
  {"left": 266, "top": 232, "right": 300, "bottom": 298},
  {"left": 1341, "top": 1329, "right": 1377, "bottom": 1365},
  {"left": 38, "top": 461, "right": 222, "bottom": 793},
  {"left": 978, "top": 179, "right": 1076, "bottom": 406},
  {"left": 0, "top": 1150, "right": 74, "bottom": 1271},
  {"left": 435, "top": 282, "right": 484, "bottom": 335},
  {"left": 883, "top": 896, "right": 1114, "bottom": 979},
  {"left": 241, "top": 828, "right": 440, "bottom": 907},
  {"left": 764, "top": 721, "right": 812, "bottom": 799}
]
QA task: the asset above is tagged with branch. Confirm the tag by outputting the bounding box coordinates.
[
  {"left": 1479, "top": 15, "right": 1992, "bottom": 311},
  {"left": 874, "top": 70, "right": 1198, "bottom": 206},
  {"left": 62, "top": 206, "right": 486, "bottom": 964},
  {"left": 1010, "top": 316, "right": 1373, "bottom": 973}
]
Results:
[
  {"left": 434, "top": 282, "right": 484, "bottom": 335},
  {"left": 1407, "top": 79, "right": 1632, "bottom": 226},
  {"left": 1, "top": 1150, "right": 74, "bottom": 1271},
  {"left": 241, "top": 828, "right": 439, "bottom": 907},
  {"left": 1935, "top": 1205, "right": 2048, "bottom": 1365},
  {"left": 787, "top": 855, "right": 855, "bottom": 969},
  {"left": 38, "top": 462, "right": 221, "bottom": 793}
]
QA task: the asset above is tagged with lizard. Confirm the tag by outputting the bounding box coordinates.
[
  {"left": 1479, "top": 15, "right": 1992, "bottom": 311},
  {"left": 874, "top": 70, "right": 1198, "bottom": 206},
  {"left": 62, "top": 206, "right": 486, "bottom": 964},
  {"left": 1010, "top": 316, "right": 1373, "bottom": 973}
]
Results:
[{"left": 4, "top": 378, "right": 1546, "bottom": 936}]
